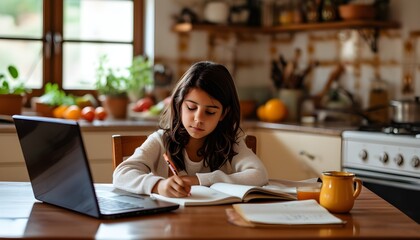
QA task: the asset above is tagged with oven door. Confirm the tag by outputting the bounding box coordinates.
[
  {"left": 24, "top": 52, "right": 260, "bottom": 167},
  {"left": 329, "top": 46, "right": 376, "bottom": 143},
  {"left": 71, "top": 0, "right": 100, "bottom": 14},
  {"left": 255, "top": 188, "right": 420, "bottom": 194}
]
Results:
[{"left": 344, "top": 167, "right": 420, "bottom": 224}]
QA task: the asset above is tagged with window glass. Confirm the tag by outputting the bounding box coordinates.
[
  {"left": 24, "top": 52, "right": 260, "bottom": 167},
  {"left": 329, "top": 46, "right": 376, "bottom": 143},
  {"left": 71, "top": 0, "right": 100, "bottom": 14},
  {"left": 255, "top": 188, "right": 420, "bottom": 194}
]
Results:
[
  {"left": 0, "top": 0, "right": 137, "bottom": 93},
  {"left": 0, "top": 0, "right": 43, "bottom": 89},
  {"left": 63, "top": 43, "right": 132, "bottom": 89},
  {"left": 0, "top": 0, "right": 42, "bottom": 38},
  {"left": 64, "top": 0, "right": 133, "bottom": 42},
  {"left": 63, "top": 0, "right": 134, "bottom": 89},
  {"left": 0, "top": 40, "right": 43, "bottom": 89}
]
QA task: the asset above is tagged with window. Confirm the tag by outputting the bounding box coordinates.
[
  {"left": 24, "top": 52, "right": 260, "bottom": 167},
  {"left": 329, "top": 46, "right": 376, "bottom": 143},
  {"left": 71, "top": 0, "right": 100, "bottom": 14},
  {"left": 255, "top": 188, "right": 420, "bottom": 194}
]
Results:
[{"left": 0, "top": 0, "right": 144, "bottom": 102}]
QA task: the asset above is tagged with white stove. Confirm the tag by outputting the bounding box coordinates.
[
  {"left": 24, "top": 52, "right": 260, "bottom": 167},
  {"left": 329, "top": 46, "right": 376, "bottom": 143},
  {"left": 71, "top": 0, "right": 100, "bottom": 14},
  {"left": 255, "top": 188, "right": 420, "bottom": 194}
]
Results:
[
  {"left": 342, "top": 130, "right": 420, "bottom": 223},
  {"left": 342, "top": 131, "right": 420, "bottom": 179}
]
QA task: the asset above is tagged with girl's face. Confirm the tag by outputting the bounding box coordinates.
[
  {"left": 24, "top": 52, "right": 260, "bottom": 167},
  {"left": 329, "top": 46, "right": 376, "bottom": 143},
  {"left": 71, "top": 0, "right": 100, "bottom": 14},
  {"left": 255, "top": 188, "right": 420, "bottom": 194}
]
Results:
[{"left": 181, "top": 88, "right": 225, "bottom": 140}]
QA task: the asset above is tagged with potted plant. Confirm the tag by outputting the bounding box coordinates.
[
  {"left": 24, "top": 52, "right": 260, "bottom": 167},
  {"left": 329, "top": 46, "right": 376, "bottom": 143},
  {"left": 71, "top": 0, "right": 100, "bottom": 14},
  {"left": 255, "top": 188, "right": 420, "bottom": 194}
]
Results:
[
  {"left": 35, "top": 83, "right": 76, "bottom": 117},
  {"left": 95, "top": 55, "right": 130, "bottom": 119},
  {"left": 126, "top": 55, "right": 153, "bottom": 102},
  {"left": 95, "top": 55, "right": 153, "bottom": 119},
  {"left": 0, "top": 65, "right": 30, "bottom": 115}
]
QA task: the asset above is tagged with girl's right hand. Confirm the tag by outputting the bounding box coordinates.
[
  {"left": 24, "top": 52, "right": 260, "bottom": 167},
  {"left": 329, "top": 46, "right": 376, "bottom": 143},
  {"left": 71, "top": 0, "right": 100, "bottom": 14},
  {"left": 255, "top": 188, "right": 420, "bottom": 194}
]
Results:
[{"left": 153, "top": 176, "right": 191, "bottom": 198}]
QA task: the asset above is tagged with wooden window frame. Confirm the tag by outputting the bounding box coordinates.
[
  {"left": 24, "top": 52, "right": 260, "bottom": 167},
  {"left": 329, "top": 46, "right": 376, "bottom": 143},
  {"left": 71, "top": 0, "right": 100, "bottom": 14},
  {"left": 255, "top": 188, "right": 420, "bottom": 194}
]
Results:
[{"left": 8, "top": 0, "right": 145, "bottom": 103}]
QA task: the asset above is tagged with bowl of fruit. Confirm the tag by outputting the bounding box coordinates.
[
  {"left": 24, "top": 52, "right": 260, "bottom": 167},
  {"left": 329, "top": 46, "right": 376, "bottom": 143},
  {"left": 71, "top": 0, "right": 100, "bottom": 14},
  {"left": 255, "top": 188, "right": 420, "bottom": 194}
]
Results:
[{"left": 129, "top": 96, "right": 171, "bottom": 120}]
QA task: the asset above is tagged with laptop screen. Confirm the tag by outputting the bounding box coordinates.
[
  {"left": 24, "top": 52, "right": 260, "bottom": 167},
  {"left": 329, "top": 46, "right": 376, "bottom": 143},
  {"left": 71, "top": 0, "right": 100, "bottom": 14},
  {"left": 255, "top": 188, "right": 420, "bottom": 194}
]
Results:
[{"left": 13, "top": 115, "right": 100, "bottom": 218}]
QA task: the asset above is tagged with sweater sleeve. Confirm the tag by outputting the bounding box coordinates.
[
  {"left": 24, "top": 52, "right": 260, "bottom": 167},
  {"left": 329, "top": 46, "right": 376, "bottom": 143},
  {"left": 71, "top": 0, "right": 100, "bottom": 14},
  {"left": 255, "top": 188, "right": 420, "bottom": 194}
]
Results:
[
  {"left": 196, "top": 136, "right": 269, "bottom": 187},
  {"left": 112, "top": 131, "right": 168, "bottom": 195}
]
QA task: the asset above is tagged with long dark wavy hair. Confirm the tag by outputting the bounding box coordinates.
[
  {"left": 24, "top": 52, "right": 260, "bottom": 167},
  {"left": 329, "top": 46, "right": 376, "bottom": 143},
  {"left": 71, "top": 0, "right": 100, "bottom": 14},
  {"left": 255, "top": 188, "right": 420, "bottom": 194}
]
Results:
[{"left": 159, "top": 61, "right": 243, "bottom": 172}]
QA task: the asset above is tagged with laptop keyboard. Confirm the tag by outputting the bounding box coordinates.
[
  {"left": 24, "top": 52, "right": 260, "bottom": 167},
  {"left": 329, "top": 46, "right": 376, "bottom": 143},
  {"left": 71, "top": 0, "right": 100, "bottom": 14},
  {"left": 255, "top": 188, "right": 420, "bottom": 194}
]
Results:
[{"left": 98, "top": 197, "right": 143, "bottom": 211}]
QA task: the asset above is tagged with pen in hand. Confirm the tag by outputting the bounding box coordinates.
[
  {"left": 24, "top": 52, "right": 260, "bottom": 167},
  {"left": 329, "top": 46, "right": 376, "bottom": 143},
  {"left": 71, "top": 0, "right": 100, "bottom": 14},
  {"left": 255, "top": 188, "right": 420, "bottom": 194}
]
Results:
[
  {"left": 163, "top": 153, "right": 192, "bottom": 197},
  {"left": 163, "top": 153, "right": 178, "bottom": 176}
]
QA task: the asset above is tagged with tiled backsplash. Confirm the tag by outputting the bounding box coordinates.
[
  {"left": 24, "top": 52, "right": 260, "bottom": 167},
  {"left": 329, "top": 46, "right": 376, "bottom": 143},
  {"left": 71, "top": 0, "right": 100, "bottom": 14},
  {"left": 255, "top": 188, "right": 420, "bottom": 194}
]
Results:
[{"left": 154, "top": 0, "right": 420, "bottom": 111}]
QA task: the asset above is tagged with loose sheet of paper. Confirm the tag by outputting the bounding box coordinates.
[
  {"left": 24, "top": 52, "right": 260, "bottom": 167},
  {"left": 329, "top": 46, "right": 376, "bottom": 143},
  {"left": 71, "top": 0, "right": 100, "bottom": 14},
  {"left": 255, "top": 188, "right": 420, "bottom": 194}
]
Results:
[{"left": 233, "top": 200, "right": 345, "bottom": 225}]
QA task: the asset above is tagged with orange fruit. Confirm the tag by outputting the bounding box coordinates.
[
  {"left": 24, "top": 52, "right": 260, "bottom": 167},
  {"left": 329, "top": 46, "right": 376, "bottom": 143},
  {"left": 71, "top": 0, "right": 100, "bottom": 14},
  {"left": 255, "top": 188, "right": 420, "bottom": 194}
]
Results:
[
  {"left": 257, "top": 105, "right": 267, "bottom": 121},
  {"left": 53, "top": 105, "right": 69, "bottom": 118},
  {"left": 95, "top": 106, "right": 107, "bottom": 121},
  {"left": 263, "top": 99, "right": 287, "bottom": 122},
  {"left": 81, "top": 106, "right": 96, "bottom": 122},
  {"left": 63, "top": 105, "right": 82, "bottom": 120}
]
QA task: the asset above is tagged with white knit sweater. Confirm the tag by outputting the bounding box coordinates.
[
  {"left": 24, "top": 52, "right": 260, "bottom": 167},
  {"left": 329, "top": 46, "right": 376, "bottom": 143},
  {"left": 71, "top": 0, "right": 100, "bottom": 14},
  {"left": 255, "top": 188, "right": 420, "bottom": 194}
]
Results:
[{"left": 112, "top": 130, "right": 269, "bottom": 195}]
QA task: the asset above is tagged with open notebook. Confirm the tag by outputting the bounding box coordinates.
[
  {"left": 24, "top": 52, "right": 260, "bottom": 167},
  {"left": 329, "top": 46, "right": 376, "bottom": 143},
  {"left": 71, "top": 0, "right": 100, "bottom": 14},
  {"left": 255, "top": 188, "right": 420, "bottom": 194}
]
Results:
[
  {"left": 13, "top": 115, "right": 179, "bottom": 219},
  {"left": 151, "top": 182, "right": 297, "bottom": 206}
]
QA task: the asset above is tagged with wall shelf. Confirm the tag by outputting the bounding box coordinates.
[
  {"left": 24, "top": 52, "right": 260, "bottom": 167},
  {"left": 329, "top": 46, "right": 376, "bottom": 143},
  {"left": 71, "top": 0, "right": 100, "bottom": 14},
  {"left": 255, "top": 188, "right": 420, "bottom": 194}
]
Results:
[
  {"left": 173, "top": 20, "right": 399, "bottom": 34},
  {"left": 173, "top": 20, "right": 400, "bottom": 52}
]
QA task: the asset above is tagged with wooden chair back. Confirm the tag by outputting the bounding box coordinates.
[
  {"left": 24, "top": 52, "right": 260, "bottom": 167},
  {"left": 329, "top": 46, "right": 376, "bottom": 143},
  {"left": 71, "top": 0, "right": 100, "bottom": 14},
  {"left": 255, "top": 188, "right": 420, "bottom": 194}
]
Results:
[
  {"left": 112, "top": 135, "right": 148, "bottom": 169},
  {"left": 112, "top": 134, "right": 257, "bottom": 169}
]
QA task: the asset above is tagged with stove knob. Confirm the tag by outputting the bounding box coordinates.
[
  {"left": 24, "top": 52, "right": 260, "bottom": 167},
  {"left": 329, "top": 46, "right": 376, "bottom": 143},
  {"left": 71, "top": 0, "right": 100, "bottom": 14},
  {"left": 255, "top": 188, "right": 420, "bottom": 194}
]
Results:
[
  {"left": 411, "top": 156, "right": 420, "bottom": 168},
  {"left": 358, "top": 150, "right": 368, "bottom": 161},
  {"left": 394, "top": 154, "right": 404, "bottom": 166},
  {"left": 379, "top": 153, "right": 388, "bottom": 163}
]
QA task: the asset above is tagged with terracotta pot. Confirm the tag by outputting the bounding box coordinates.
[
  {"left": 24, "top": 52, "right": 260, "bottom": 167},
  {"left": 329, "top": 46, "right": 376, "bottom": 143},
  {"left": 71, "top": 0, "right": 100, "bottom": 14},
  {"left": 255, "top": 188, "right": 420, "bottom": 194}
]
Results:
[
  {"left": 35, "top": 102, "right": 56, "bottom": 117},
  {"left": 339, "top": 4, "right": 375, "bottom": 21},
  {"left": 100, "top": 95, "right": 129, "bottom": 119},
  {"left": 0, "top": 94, "right": 23, "bottom": 115}
]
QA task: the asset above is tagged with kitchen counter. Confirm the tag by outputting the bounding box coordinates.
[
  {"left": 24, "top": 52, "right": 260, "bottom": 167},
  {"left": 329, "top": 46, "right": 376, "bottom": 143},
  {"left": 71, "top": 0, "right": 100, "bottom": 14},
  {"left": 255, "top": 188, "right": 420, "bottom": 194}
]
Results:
[
  {"left": 0, "top": 117, "right": 159, "bottom": 133},
  {"left": 248, "top": 120, "right": 358, "bottom": 136},
  {"left": 0, "top": 113, "right": 358, "bottom": 182},
  {"left": 0, "top": 116, "right": 357, "bottom": 136}
]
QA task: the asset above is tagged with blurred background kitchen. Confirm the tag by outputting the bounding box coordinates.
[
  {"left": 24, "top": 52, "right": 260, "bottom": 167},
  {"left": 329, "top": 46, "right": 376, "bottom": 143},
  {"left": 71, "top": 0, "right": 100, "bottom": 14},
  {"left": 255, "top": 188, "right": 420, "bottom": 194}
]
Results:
[{"left": 0, "top": 0, "right": 419, "bottom": 124}]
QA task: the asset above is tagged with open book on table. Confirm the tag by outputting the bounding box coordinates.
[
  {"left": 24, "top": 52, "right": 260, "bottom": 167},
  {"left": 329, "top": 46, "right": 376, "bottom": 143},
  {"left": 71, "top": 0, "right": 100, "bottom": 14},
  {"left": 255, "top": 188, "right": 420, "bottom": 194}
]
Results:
[
  {"left": 150, "top": 182, "right": 297, "bottom": 206},
  {"left": 227, "top": 200, "right": 346, "bottom": 228}
]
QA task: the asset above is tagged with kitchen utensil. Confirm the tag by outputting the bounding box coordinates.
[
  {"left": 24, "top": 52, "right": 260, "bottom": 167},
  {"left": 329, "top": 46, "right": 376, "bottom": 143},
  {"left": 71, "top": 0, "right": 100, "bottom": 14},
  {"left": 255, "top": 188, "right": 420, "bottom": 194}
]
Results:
[
  {"left": 279, "top": 54, "right": 287, "bottom": 68},
  {"left": 270, "top": 60, "right": 283, "bottom": 89},
  {"left": 283, "top": 48, "right": 301, "bottom": 88},
  {"left": 312, "top": 63, "right": 345, "bottom": 108},
  {"left": 316, "top": 85, "right": 362, "bottom": 124},
  {"left": 295, "top": 60, "right": 319, "bottom": 89},
  {"left": 390, "top": 97, "right": 420, "bottom": 124},
  {"left": 283, "top": 61, "right": 295, "bottom": 88}
]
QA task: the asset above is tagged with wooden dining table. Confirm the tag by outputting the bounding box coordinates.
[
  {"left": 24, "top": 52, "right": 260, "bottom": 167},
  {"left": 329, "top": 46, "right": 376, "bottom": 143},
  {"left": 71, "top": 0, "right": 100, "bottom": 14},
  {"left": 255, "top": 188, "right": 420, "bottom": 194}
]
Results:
[{"left": 0, "top": 181, "right": 419, "bottom": 239}]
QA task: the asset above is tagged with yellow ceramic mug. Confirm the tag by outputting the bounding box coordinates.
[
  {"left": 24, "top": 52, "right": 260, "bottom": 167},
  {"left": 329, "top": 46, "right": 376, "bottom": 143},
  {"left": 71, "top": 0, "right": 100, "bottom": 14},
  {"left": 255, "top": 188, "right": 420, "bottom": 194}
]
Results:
[{"left": 319, "top": 171, "right": 363, "bottom": 213}]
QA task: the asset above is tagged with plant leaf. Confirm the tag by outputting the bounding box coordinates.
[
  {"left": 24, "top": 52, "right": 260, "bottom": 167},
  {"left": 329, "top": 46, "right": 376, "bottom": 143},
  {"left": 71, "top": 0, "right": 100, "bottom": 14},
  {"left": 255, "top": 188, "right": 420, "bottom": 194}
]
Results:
[{"left": 8, "top": 65, "right": 19, "bottom": 79}]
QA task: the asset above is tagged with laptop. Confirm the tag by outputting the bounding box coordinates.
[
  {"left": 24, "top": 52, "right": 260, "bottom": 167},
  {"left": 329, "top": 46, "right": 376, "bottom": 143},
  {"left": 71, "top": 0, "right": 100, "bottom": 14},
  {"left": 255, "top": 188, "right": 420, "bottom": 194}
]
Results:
[{"left": 13, "top": 115, "right": 179, "bottom": 219}]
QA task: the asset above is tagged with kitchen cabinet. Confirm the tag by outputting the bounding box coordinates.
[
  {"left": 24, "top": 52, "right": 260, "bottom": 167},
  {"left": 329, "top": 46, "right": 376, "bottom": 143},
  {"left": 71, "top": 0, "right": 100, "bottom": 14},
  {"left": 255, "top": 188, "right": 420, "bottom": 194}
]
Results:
[
  {"left": 0, "top": 129, "right": 154, "bottom": 183},
  {"left": 0, "top": 133, "right": 26, "bottom": 181},
  {"left": 246, "top": 128, "right": 341, "bottom": 180}
]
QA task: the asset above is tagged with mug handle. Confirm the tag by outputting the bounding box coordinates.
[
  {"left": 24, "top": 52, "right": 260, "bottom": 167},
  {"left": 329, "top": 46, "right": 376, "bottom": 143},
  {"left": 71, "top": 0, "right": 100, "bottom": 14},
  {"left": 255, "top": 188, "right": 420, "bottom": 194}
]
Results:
[{"left": 353, "top": 178, "right": 363, "bottom": 199}]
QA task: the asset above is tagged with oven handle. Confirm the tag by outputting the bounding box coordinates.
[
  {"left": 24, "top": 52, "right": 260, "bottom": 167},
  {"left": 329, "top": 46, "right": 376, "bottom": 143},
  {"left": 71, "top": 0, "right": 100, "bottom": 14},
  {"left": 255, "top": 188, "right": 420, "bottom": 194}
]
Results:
[{"left": 343, "top": 167, "right": 420, "bottom": 191}]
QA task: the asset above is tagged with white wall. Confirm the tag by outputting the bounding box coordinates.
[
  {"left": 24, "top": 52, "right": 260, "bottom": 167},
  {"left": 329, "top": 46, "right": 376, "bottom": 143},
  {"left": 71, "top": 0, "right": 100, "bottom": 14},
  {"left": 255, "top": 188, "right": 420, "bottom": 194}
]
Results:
[{"left": 153, "top": 0, "right": 420, "bottom": 108}]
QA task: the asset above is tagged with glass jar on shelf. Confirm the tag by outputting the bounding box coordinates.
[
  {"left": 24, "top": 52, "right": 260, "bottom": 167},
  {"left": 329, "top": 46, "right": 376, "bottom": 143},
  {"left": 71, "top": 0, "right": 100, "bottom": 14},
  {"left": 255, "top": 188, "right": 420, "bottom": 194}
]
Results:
[
  {"left": 321, "top": 0, "right": 338, "bottom": 22},
  {"left": 367, "top": 77, "right": 390, "bottom": 123},
  {"left": 305, "top": 0, "right": 321, "bottom": 23}
]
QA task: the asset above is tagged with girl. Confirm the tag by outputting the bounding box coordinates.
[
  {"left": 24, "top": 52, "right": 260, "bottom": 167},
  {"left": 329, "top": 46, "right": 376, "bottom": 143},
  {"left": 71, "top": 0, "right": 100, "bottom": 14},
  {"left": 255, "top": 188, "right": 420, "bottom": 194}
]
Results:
[{"left": 113, "top": 61, "right": 268, "bottom": 197}]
